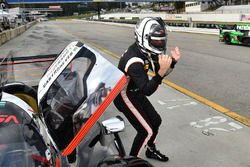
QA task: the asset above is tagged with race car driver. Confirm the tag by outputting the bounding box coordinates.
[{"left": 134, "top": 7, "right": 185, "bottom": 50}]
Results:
[{"left": 114, "top": 17, "right": 181, "bottom": 162}]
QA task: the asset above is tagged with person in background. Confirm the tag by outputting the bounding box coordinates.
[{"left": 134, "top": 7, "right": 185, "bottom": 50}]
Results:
[{"left": 114, "top": 17, "right": 181, "bottom": 162}]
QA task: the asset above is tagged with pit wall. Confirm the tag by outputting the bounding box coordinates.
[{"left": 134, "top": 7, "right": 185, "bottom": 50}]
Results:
[{"left": 0, "top": 21, "right": 37, "bottom": 46}]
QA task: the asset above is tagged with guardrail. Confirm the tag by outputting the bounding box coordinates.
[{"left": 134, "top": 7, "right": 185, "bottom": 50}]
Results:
[
  {"left": 93, "top": 12, "right": 250, "bottom": 30},
  {"left": 77, "top": 19, "right": 219, "bottom": 35},
  {"left": 167, "top": 26, "right": 218, "bottom": 35},
  {"left": 94, "top": 18, "right": 249, "bottom": 28},
  {"left": 0, "top": 21, "right": 37, "bottom": 46}
]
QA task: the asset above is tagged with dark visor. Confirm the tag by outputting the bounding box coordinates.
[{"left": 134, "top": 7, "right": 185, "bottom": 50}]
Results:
[{"left": 149, "top": 24, "right": 167, "bottom": 51}]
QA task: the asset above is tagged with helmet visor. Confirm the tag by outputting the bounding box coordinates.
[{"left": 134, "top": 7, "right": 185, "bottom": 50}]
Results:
[
  {"left": 149, "top": 24, "right": 167, "bottom": 53},
  {"left": 149, "top": 36, "right": 167, "bottom": 51}
]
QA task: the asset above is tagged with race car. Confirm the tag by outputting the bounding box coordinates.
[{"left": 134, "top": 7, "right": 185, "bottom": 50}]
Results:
[
  {"left": 219, "top": 23, "right": 250, "bottom": 46},
  {"left": 0, "top": 41, "right": 153, "bottom": 167}
]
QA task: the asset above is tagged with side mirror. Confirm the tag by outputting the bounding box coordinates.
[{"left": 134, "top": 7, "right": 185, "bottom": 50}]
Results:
[{"left": 102, "top": 116, "right": 125, "bottom": 134}]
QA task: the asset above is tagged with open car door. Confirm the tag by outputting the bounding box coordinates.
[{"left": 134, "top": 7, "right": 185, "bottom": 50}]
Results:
[{"left": 37, "top": 41, "right": 126, "bottom": 159}]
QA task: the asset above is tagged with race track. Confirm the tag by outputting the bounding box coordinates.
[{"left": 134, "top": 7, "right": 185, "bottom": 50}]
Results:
[{"left": 53, "top": 20, "right": 250, "bottom": 119}]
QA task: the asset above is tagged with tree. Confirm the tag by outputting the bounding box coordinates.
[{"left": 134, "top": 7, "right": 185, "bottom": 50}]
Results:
[{"left": 174, "top": 2, "right": 185, "bottom": 13}]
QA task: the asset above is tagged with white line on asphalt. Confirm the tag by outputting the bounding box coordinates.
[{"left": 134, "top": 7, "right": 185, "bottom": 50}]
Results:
[
  {"left": 190, "top": 116, "right": 243, "bottom": 135},
  {"left": 228, "top": 122, "right": 243, "bottom": 130}
]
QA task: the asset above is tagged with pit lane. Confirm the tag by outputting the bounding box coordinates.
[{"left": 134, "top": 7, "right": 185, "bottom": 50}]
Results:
[{"left": 0, "top": 20, "right": 250, "bottom": 167}]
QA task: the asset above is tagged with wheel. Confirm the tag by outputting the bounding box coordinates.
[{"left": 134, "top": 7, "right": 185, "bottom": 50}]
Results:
[
  {"left": 2, "top": 82, "right": 38, "bottom": 112},
  {"left": 98, "top": 156, "right": 154, "bottom": 167},
  {"left": 224, "top": 35, "right": 231, "bottom": 44},
  {"left": 242, "top": 37, "right": 250, "bottom": 46}
]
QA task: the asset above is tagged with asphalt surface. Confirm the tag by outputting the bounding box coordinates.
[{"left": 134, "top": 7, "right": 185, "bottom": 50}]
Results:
[
  {"left": 0, "top": 20, "right": 250, "bottom": 167},
  {"left": 52, "top": 20, "right": 250, "bottom": 120}
]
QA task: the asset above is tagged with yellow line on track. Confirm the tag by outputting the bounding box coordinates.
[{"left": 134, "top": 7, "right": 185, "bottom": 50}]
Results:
[
  {"left": 57, "top": 23, "right": 250, "bottom": 127},
  {"left": 152, "top": 72, "right": 250, "bottom": 127}
]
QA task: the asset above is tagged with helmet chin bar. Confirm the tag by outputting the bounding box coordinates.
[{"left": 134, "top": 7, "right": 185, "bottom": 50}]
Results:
[
  {"left": 137, "top": 43, "right": 166, "bottom": 59},
  {"left": 139, "top": 39, "right": 166, "bottom": 56},
  {"left": 146, "top": 44, "right": 167, "bottom": 56}
]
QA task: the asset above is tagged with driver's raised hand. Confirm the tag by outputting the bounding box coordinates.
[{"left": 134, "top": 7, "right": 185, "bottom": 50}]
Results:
[
  {"left": 170, "top": 47, "right": 181, "bottom": 62},
  {"left": 157, "top": 54, "right": 172, "bottom": 77}
]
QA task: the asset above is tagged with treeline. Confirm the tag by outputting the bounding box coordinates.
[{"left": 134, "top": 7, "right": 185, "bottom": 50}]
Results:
[{"left": 10, "top": 2, "right": 126, "bottom": 17}]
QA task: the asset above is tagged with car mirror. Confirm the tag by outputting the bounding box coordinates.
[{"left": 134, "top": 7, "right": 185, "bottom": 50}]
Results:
[{"left": 102, "top": 116, "right": 125, "bottom": 134}]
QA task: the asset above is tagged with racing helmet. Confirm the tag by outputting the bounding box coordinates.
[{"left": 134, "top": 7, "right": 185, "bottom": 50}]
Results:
[{"left": 135, "top": 17, "right": 167, "bottom": 56}]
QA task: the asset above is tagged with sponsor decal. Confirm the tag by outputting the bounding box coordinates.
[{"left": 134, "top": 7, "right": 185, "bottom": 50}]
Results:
[
  {"left": 49, "top": 5, "right": 61, "bottom": 9},
  {"left": 38, "top": 41, "right": 81, "bottom": 104},
  {"left": 237, "top": 25, "right": 250, "bottom": 30},
  {"left": 0, "top": 114, "right": 19, "bottom": 124},
  {"left": 241, "top": 14, "right": 250, "bottom": 21},
  {"left": 144, "top": 64, "right": 149, "bottom": 70}
]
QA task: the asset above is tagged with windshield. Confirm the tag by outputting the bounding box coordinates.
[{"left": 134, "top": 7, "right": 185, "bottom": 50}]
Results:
[
  {"left": 221, "top": 24, "right": 236, "bottom": 30},
  {"left": 0, "top": 100, "right": 50, "bottom": 167},
  {"left": 40, "top": 47, "right": 96, "bottom": 150}
]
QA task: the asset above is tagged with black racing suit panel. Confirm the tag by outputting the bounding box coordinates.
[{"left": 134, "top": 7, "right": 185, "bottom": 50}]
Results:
[
  {"left": 118, "top": 42, "right": 163, "bottom": 96},
  {"left": 127, "top": 63, "right": 162, "bottom": 96}
]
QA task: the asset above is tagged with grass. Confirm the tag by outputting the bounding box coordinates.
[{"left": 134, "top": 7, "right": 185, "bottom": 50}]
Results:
[{"left": 49, "top": 13, "right": 96, "bottom": 21}]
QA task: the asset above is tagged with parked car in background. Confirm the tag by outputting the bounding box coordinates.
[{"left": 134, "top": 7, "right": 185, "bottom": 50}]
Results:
[{"left": 40, "top": 17, "right": 48, "bottom": 21}]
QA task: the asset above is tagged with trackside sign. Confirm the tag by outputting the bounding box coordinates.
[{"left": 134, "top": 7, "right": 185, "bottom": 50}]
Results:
[{"left": 237, "top": 25, "right": 250, "bottom": 31}]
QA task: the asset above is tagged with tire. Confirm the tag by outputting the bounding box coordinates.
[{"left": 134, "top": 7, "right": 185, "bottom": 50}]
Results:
[
  {"left": 2, "top": 82, "right": 38, "bottom": 112},
  {"left": 224, "top": 35, "right": 231, "bottom": 45},
  {"left": 242, "top": 37, "right": 250, "bottom": 46},
  {"left": 98, "top": 156, "right": 154, "bottom": 167}
]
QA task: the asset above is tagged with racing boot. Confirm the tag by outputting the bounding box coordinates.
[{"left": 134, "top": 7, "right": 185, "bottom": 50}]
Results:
[{"left": 145, "top": 144, "right": 169, "bottom": 162}]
